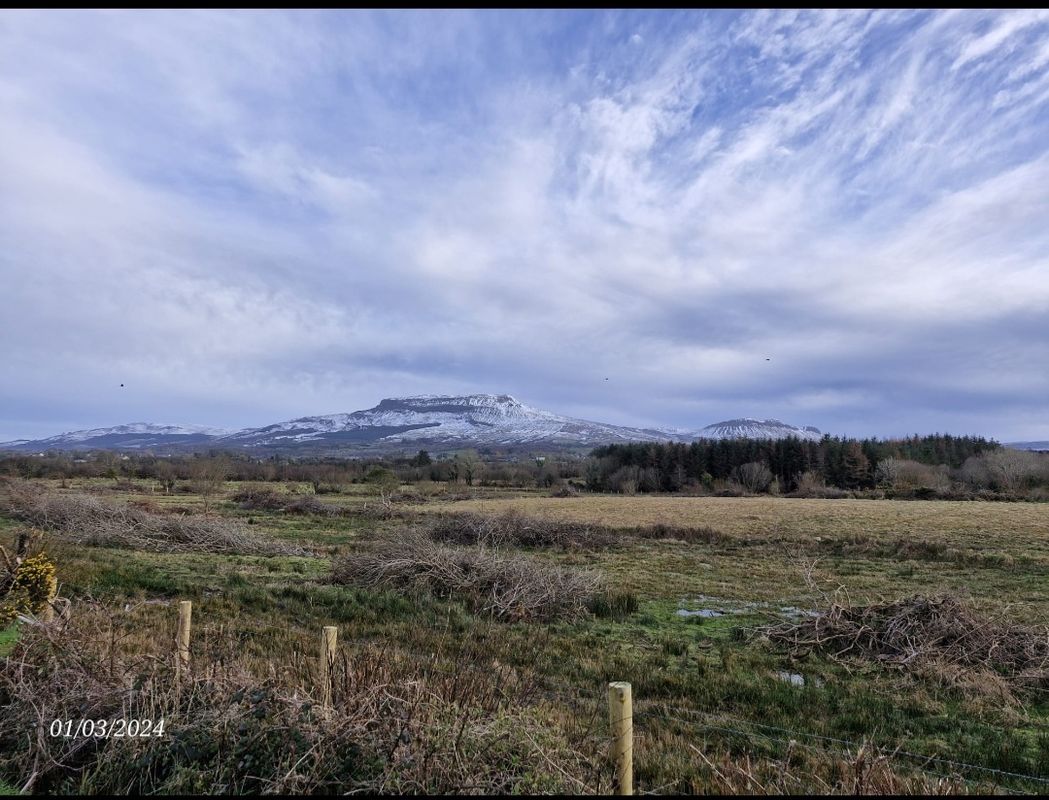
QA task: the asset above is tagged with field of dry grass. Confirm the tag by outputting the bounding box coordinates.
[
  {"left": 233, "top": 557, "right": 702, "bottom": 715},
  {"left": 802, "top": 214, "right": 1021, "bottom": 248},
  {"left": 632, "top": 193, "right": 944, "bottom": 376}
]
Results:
[
  {"left": 428, "top": 494, "right": 1049, "bottom": 549},
  {"left": 3, "top": 477, "right": 1048, "bottom": 793}
]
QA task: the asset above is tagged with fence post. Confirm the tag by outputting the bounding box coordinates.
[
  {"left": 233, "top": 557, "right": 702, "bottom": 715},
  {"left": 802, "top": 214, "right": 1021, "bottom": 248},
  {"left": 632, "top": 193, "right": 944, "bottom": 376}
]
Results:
[
  {"left": 320, "top": 625, "right": 337, "bottom": 712},
  {"left": 608, "top": 681, "right": 633, "bottom": 795},
  {"left": 176, "top": 600, "right": 192, "bottom": 673}
]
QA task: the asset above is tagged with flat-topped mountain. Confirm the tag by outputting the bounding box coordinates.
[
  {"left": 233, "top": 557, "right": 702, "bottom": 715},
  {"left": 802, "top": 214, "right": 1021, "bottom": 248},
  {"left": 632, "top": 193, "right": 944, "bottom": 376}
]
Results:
[
  {"left": 220, "top": 394, "right": 675, "bottom": 450},
  {"left": 0, "top": 395, "right": 824, "bottom": 454}
]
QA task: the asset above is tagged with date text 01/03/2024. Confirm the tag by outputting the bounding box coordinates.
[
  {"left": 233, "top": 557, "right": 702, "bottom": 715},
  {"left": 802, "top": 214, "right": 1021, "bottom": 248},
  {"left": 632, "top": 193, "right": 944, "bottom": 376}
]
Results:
[{"left": 49, "top": 719, "right": 165, "bottom": 738}]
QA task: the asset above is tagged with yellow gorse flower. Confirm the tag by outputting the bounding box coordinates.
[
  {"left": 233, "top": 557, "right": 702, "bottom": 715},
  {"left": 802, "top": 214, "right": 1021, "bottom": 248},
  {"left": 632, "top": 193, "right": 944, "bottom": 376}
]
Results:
[{"left": 2, "top": 552, "right": 57, "bottom": 624}]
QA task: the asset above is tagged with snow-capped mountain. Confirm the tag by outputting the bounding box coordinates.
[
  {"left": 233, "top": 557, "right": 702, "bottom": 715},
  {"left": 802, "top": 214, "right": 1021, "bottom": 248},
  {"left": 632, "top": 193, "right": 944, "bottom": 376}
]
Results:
[
  {"left": 695, "top": 418, "right": 823, "bottom": 442},
  {"left": 2, "top": 423, "right": 231, "bottom": 451},
  {"left": 0, "top": 396, "right": 823, "bottom": 454},
  {"left": 220, "top": 394, "right": 675, "bottom": 451}
]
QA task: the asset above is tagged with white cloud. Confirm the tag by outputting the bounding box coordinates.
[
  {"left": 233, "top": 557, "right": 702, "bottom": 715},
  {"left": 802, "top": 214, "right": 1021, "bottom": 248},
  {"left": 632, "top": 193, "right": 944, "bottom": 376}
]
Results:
[{"left": 1, "top": 10, "right": 1048, "bottom": 441}]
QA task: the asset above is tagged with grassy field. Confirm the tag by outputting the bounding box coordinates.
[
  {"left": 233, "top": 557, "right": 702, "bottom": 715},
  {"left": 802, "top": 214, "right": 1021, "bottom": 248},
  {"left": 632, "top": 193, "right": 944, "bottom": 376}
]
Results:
[{"left": 2, "top": 478, "right": 1048, "bottom": 793}]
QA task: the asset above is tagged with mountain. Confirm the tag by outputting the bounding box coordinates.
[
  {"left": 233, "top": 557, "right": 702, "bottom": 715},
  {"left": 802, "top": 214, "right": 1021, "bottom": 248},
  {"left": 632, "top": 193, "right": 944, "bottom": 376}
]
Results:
[
  {"left": 1, "top": 423, "right": 231, "bottom": 452},
  {"left": 220, "top": 394, "right": 675, "bottom": 452},
  {"left": 695, "top": 418, "right": 823, "bottom": 442},
  {"left": 0, "top": 396, "right": 823, "bottom": 455},
  {"left": 1007, "top": 441, "right": 1049, "bottom": 452}
]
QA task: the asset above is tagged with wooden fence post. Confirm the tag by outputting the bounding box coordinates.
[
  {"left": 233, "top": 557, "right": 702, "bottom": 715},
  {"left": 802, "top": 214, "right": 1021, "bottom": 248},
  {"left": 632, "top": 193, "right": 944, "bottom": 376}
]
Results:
[
  {"left": 320, "top": 625, "right": 337, "bottom": 712},
  {"left": 176, "top": 600, "right": 192, "bottom": 672},
  {"left": 608, "top": 681, "right": 633, "bottom": 795}
]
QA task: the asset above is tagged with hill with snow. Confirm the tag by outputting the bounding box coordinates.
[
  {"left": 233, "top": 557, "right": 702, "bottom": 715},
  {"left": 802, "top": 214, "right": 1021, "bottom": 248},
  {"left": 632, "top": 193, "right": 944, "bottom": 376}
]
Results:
[
  {"left": 0, "top": 396, "right": 824, "bottom": 454},
  {"left": 694, "top": 418, "right": 823, "bottom": 442}
]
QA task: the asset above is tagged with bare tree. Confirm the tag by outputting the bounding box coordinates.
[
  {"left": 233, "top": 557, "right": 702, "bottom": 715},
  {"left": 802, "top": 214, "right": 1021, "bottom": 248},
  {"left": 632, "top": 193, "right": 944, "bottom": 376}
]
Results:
[
  {"left": 154, "top": 460, "right": 177, "bottom": 495},
  {"left": 191, "top": 457, "right": 230, "bottom": 516},
  {"left": 454, "top": 450, "right": 483, "bottom": 486},
  {"left": 983, "top": 449, "right": 1043, "bottom": 494},
  {"left": 733, "top": 461, "right": 773, "bottom": 494}
]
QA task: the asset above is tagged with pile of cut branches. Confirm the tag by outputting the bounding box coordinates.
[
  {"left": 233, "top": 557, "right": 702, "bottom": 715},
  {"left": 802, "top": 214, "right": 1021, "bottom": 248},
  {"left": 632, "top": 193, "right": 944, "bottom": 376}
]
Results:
[
  {"left": 332, "top": 534, "right": 601, "bottom": 622},
  {"left": 762, "top": 593, "right": 1049, "bottom": 695},
  {"left": 1, "top": 481, "right": 305, "bottom": 557}
]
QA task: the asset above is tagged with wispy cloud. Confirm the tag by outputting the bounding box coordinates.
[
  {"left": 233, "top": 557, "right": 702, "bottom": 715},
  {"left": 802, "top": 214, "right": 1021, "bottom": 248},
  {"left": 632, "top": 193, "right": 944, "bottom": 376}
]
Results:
[{"left": 1, "top": 9, "right": 1047, "bottom": 441}]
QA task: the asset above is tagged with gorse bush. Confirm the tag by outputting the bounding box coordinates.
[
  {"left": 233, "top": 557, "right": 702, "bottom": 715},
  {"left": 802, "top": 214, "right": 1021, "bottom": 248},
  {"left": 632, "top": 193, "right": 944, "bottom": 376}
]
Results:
[
  {"left": 1, "top": 552, "right": 57, "bottom": 623},
  {"left": 0, "top": 529, "right": 56, "bottom": 624}
]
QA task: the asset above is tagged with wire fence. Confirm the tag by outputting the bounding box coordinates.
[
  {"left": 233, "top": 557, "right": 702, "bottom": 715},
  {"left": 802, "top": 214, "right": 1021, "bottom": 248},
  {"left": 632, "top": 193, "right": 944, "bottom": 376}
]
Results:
[
  {"left": 635, "top": 702, "right": 1049, "bottom": 793},
  {"left": 73, "top": 598, "right": 1049, "bottom": 795}
]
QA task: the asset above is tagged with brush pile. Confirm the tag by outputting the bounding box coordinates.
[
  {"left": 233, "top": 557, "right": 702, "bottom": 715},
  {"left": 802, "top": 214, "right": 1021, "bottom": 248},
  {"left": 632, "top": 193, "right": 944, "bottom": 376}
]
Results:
[
  {"left": 427, "top": 508, "right": 617, "bottom": 550},
  {"left": 333, "top": 534, "right": 601, "bottom": 622},
  {"left": 763, "top": 593, "right": 1049, "bottom": 694},
  {"left": 427, "top": 509, "right": 727, "bottom": 550},
  {"left": 0, "top": 481, "right": 305, "bottom": 557}
]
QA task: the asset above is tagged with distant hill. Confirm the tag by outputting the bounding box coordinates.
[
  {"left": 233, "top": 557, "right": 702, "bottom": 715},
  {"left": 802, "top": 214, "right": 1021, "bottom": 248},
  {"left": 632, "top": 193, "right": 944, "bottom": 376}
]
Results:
[
  {"left": 0, "top": 394, "right": 823, "bottom": 455},
  {"left": 1, "top": 423, "right": 230, "bottom": 452},
  {"left": 695, "top": 418, "right": 823, "bottom": 442},
  {"left": 1007, "top": 441, "right": 1049, "bottom": 452}
]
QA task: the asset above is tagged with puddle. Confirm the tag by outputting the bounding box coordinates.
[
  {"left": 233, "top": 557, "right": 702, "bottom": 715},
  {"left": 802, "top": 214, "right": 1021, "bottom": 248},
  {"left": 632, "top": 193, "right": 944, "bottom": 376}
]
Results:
[
  {"left": 674, "top": 594, "right": 820, "bottom": 621},
  {"left": 779, "top": 605, "right": 821, "bottom": 620},
  {"left": 675, "top": 609, "right": 724, "bottom": 618},
  {"left": 774, "top": 671, "right": 824, "bottom": 688}
]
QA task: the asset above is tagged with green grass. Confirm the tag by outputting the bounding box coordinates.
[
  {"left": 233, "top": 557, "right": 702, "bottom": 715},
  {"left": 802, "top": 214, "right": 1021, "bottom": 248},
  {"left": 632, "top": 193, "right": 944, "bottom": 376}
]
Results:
[
  {"left": 0, "top": 626, "right": 18, "bottom": 658},
  {"left": 4, "top": 481, "right": 1049, "bottom": 793}
]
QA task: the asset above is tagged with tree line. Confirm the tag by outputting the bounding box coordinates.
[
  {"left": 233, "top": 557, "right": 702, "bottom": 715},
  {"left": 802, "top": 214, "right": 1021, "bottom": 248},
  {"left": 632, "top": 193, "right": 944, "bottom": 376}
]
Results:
[{"left": 584, "top": 434, "right": 1042, "bottom": 497}]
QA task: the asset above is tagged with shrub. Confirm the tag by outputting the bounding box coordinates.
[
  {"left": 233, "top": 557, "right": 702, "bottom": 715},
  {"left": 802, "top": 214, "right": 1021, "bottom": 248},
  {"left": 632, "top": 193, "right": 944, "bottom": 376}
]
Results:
[
  {"left": 732, "top": 462, "right": 773, "bottom": 494},
  {"left": 0, "top": 602, "right": 590, "bottom": 794},
  {"left": 1, "top": 551, "right": 57, "bottom": 624}
]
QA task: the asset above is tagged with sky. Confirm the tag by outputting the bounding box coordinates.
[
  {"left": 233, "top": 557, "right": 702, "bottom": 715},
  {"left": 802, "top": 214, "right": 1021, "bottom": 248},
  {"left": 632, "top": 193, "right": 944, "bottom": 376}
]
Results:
[{"left": 1, "top": 9, "right": 1048, "bottom": 442}]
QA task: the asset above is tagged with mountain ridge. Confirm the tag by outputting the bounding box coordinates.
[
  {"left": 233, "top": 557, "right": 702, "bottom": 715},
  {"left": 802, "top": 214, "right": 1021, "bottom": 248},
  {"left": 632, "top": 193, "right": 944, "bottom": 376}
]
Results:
[{"left": 1, "top": 393, "right": 824, "bottom": 454}]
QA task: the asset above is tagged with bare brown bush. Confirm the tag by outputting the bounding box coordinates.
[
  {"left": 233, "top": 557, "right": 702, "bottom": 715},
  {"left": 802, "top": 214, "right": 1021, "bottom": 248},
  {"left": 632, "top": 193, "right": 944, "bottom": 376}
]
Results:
[
  {"left": 0, "top": 482, "right": 305, "bottom": 557},
  {"left": 0, "top": 602, "right": 591, "bottom": 794},
  {"left": 332, "top": 535, "right": 601, "bottom": 622},
  {"left": 762, "top": 594, "right": 1049, "bottom": 700}
]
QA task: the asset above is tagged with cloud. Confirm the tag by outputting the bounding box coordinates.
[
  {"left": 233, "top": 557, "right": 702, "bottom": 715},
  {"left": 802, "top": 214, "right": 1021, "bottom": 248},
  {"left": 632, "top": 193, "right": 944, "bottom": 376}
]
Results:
[{"left": 1, "top": 10, "right": 1048, "bottom": 442}]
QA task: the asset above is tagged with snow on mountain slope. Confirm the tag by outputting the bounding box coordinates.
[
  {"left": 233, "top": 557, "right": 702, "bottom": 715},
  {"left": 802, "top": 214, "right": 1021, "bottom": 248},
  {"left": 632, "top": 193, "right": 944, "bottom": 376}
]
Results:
[
  {"left": 1, "top": 396, "right": 824, "bottom": 453},
  {"left": 220, "top": 394, "right": 676, "bottom": 449},
  {"left": 1, "top": 423, "right": 231, "bottom": 451},
  {"left": 695, "top": 418, "right": 823, "bottom": 441}
]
